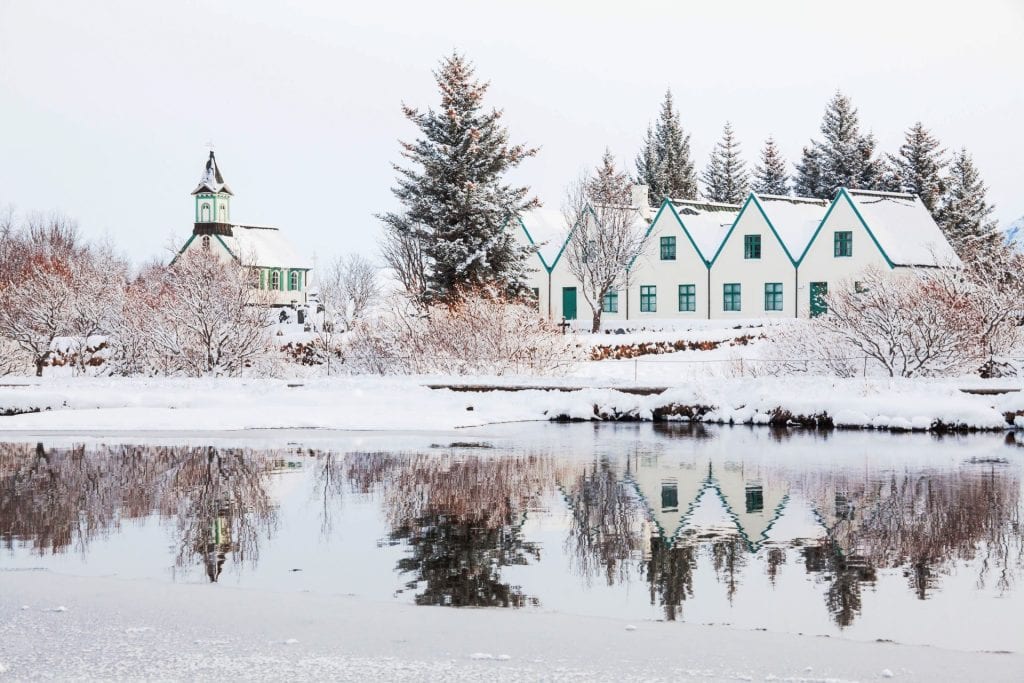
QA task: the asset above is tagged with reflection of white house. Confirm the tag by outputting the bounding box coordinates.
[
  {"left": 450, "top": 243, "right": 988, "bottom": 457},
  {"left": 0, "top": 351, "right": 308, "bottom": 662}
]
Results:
[
  {"left": 514, "top": 186, "right": 958, "bottom": 323},
  {"left": 174, "top": 152, "right": 312, "bottom": 307},
  {"left": 629, "top": 455, "right": 789, "bottom": 551}
]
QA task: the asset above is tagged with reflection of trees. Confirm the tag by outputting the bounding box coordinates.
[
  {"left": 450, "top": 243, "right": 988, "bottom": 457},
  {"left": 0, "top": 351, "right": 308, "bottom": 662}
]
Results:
[
  {"left": 346, "top": 452, "right": 561, "bottom": 607},
  {"left": 0, "top": 443, "right": 277, "bottom": 581},
  {"left": 646, "top": 538, "right": 695, "bottom": 621},
  {"left": 561, "top": 459, "right": 645, "bottom": 586}
]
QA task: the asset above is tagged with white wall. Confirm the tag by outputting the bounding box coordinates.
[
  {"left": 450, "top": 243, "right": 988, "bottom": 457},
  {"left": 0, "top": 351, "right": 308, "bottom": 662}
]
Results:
[
  {"left": 625, "top": 208, "right": 709, "bottom": 321},
  {"left": 709, "top": 207, "right": 797, "bottom": 319},
  {"left": 795, "top": 196, "right": 891, "bottom": 317}
]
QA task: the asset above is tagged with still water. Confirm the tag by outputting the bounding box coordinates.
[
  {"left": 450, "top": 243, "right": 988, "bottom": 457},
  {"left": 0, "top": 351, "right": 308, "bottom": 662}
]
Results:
[{"left": 2, "top": 424, "right": 1022, "bottom": 652}]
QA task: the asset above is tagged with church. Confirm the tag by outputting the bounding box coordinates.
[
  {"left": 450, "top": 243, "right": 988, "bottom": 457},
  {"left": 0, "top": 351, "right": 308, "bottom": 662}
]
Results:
[{"left": 174, "top": 151, "right": 312, "bottom": 306}]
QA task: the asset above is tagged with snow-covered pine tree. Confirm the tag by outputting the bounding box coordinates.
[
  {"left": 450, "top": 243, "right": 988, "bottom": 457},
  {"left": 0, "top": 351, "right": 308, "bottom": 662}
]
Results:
[
  {"left": 701, "top": 122, "right": 749, "bottom": 204},
  {"left": 936, "top": 148, "right": 1000, "bottom": 258},
  {"left": 381, "top": 53, "right": 538, "bottom": 302},
  {"left": 634, "top": 89, "right": 698, "bottom": 204},
  {"left": 795, "top": 91, "right": 885, "bottom": 198},
  {"left": 587, "top": 148, "right": 633, "bottom": 205},
  {"left": 886, "top": 122, "right": 947, "bottom": 213},
  {"left": 751, "top": 137, "right": 790, "bottom": 195}
]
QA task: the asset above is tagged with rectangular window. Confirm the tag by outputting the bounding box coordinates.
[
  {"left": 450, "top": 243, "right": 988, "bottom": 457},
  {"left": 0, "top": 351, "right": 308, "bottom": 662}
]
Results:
[
  {"left": 834, "top": 231, "right": 853, "bottom": 257},
  {"left": 723, "top": 283, "right": 741, "bottom": 312},
  {"left": 678, "top": 284, "right": 696, "bottom": 312},
  {"left": 530, "top": 287, "right": 540, "bottom": 309},
  {"left": 602, "top": 290, "right": 618, "bottom": 313},
  {"left": 854, "top": 281, "right": 866, "bottom": 294},
  {"left": 661, "top": 481, "right": 679, "bottom": 512},
  {"left": 660, "top": 235, "right": 676, "bottom": 260},
  {"left": 764, "top": 282, "right": 783, "bottom": 311},
  {"left": 640, "top": 285, "right": 656, "bottom": 313},
  {"left": 744, "top": 234, "right": 762, "bottom": 259},
  {"left": 745, "top": 484, "right": 764, "bottom": 513}
]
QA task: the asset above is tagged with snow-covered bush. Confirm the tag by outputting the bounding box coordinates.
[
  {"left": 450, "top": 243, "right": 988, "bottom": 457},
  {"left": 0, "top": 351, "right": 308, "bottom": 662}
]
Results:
[
  {"left": 310, "top": 254, "right": 380, "bottom": 375},
  {"left": 346, "top": 286, "right": 583, "bottom": 376},
  {"left": 769, "top": 263, "right": 1022, "bottom": 378}
]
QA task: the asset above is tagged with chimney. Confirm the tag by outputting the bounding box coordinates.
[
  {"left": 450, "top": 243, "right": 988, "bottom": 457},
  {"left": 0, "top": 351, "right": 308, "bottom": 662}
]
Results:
[{"left": 630, "top": 184, "right": 652, "bottom": 219}]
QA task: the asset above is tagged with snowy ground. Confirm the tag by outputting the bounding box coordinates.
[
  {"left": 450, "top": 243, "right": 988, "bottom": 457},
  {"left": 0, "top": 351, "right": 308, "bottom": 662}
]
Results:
[
  {"left": 0, "top": 374, "right": 1022, "bottom": 433},
  {"left": 2, "top": 570, "right": 1021, "bottom": 682}
]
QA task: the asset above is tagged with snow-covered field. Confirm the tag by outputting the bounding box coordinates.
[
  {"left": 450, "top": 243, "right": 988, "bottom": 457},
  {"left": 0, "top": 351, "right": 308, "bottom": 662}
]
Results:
[
  {"left": 3, "top": 570, "right": 1021, "bottom": 682},
  {"left": 0, "top": 374, "right": 1022, "bottom": 433}
]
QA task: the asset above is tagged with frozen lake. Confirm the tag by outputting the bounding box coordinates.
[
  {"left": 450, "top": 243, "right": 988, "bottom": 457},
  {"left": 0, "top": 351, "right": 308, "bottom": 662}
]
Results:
[{"left": 2, "top": 424, "right": 1022, "bottom": 653}]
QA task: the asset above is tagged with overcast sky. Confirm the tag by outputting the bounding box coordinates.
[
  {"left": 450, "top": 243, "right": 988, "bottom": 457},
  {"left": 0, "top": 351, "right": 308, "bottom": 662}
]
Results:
[{"left": 1, "top": 0, "right": 1021, "bottom": 266}]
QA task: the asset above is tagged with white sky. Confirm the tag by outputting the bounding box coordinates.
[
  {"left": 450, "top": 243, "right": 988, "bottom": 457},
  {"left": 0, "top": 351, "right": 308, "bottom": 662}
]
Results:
[{"left": 1, "top": 0, "right": 1021, "bottom": 265}]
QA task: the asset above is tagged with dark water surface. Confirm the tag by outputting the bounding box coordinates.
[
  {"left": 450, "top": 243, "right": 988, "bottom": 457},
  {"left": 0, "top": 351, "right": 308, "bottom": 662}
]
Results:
[{"left": 2, "top": 424, "right": 1022, "bottom": 652}]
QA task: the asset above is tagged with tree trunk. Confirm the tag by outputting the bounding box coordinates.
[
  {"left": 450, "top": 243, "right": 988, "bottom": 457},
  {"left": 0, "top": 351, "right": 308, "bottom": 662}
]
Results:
[
  {"left": 591, "top": 310, "right": 602, "bottom": 334},
  {"left": 35, "top": 359, "right": 44, "bottom": 377}
]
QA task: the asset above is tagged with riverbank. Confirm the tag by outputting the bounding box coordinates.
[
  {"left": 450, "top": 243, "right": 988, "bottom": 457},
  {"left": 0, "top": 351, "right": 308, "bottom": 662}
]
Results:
[
  {"left": 1, "top": 376, "right": 1023, "bottom": 434},
  {"left": 1, "top": 570, "right": 1020, "bottom": 682}
]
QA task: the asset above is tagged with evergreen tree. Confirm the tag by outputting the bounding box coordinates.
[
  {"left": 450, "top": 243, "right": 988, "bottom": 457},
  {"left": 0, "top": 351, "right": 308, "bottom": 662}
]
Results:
[
  {"left": 635, "top": 89, "right": 698, "bottom": 204},
  {"left": 795, "top": 91, "right": 884, "bottom": 198},
  {"left": 886, "top": 122, "right": 948, "bottom": 213},
  {"left": 936, "top": 148, "right": 1000, "bottom": 257},
  {"left": 751, "top": 137, "right": 790, "bottom": 195},
  {"left": 381, "top": 53, "right": 538, "bottom": 301},
  {"left": 701, "top": 121, "right": 749, "bottom": 204},
  {"left": 587, "top": 148, "right": 632, "bottom": 206}
]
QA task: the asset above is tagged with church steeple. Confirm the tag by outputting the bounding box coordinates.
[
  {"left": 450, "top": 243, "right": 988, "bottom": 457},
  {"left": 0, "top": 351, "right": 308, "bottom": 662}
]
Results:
[{"left": 192, "top": 151, "right": 233, "bottom": 232}]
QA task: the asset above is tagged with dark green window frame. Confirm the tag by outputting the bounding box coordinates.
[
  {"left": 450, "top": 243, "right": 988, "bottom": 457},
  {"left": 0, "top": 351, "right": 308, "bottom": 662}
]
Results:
[
  {"left": 834, "top": 231, "right": 853, "bottom": 257},
  {"left": 764, "top": 282, "right": 783, "bottom": 311},
  {"left": 660, "top": 235, "right": 676, "bottom": 260},
  {"left": 640, "top": 285, "right": 656, "bottom": 313},
  {"left": 678, "top": 284, "right": 696, "bottom": 312},
  {"left": 602, "top": 290, "right": 618, "bottom": 313},
  {"left": 723, "top": 283, "right": 741, "bottom": 312},
  {"left": 744, "top": 234, "right": 762, "bottom": 259}
]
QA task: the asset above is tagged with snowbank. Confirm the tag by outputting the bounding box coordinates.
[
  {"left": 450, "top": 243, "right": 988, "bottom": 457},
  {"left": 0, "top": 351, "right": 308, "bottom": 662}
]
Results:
[{"left": 0, "top": 376, "right": 1021, "bottom": 433}]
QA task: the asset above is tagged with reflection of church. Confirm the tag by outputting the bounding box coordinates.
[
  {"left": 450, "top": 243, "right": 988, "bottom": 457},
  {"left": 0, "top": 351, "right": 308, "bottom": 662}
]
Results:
[{"left": 202, "top": 501, "right": 238, "bottom": 583}]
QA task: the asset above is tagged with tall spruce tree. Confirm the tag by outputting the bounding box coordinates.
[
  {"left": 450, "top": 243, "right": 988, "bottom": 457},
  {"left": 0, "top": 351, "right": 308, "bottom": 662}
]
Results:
[
  {"left": 936, "top": 148, "right": 1000, "bottom": 257},
  {"left": 381, "top": 53, "right": 538, "bottom": 301},
  {"left": 887, "top": 122, "right": 947, "bottom": 213},
  {"left": 751, "top": 137, "right": 790, "bottom": 195},
  {"left": 701, "top": 122, "right": 749, "bottom": 204},
  {"left": 795, "top": 91, "right": 884, "bottom": 198},
  {"left": 635, "top": 89, "right": 698, "bottom": 204}
]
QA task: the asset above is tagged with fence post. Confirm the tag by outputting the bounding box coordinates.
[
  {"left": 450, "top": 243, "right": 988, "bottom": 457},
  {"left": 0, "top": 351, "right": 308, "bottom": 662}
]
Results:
[
  {"left": 863, "top": 355, "right": 867, "bottom": 377},
  {"left": 633, "top": 358, "right": 638, "bottom": 383}
]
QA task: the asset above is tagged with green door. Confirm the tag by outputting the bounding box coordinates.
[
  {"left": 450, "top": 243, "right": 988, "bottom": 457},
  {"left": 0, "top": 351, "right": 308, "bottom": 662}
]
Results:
[
  {"left": 809, "top": 282, "right": 828, "bottom": 317},
  {"left": 562, "top": 287, "right": 577, "bottom": 320}
]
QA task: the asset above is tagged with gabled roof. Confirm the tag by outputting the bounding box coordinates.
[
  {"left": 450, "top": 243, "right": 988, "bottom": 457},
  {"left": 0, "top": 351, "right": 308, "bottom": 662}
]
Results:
[
  {"left": 191, "top": 151, "right": 233, "bottom": 196},
  {"left": 842, "top": 189, "right": 960, "bottom": 267},
  {"left": 221, "top": 225, "right": 310, "bottom": 269},
  {"left": 670, "top": 199, "right": 741, "bottom": 263},
  {"left": 752, "top": 194, "right": 829, "bottom": 262},
  {"left": 517, "top": 208, "right": 572, "bottom": 272}
]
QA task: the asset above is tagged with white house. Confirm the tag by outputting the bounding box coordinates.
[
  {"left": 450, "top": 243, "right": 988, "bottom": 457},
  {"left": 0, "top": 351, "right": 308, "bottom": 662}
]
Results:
[
  {"left": 515, "top": 185, "right": 958, "bottom": 323},
  {"left": 174, "top": 151, "right": 312, "bottom": 307}
]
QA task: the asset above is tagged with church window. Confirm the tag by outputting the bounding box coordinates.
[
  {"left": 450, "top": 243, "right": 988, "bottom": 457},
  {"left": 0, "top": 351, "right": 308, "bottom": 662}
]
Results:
[
  {"left": 200, "top": 203, "right": 211, "bottom": 222},
  {"left": 270, "top": 270, "right": 281, "bottom": 290},
  {"left": 201, "top": 235, "right": 210, "bottom": 251},
  {"left": 289, "top": 271, "right": 300, "bottom": 291}
]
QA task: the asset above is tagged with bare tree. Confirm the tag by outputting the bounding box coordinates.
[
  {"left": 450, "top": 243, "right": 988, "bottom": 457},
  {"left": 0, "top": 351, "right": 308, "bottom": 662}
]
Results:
[
  {"left": 380, "top": 220, "right": 428, "bottom": 302},
  {"left": 314, "top": 254, "right": 380, "bottom": 375},
  {"left": 562, "top": 150, "right": 649, "bottom": 332}
]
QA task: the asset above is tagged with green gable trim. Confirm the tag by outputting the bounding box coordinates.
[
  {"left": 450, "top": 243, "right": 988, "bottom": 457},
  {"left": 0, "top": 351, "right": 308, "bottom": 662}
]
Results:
[
  {"left": 794, "top": 188, "right": 895, "bottom": 269},
  {"left": 707, "top": 194, "right": 797, "bottom": 267},
  {"left": 514, "top": 206, "right": 592, "bottom": 274},
  {"left": 628, "top": 198, "right": 710, "bottom": 271}
]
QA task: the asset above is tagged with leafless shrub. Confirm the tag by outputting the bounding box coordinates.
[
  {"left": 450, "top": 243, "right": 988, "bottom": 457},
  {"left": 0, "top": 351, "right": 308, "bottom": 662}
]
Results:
[
  {"left": 346, "top": 285, "right": 583, "bottom": 376},
  {"left": 312, "top": 254, "right": 380, "bottom": 374}
]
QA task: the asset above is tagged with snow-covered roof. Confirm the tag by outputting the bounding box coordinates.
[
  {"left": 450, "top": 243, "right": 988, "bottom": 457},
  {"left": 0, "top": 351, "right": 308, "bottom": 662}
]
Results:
[
  {"left": 519, "top": 208, "right": 570, "bottom": 268},
  {"left": 754, "top": 195, "right": 829, "bottom": 261},
  {"left": 844, "top": 189, "right": 960, "bottom": 267},
  {"left": 671, "top": 200, "right": 741, "bottom": 261},
  {"left": 191, "top": 151, "right": 233, "bottom": 196},
  {"left": 220, "top": 225, "right": 311, "bottom": 269},
  {"left": 1003, "top": 216, "right": 1024, "bottom": 253}
]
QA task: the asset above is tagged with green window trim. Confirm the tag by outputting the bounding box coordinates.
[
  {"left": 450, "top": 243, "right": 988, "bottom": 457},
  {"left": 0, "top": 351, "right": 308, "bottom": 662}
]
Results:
[
  {"left": 744, "top": 234, "right": 762, "bottom": 259},
  {"left": 764, "top": 282, "right": 783, "bottom": 311},
  {"left": 660, "top": 235, "right": 676, "bottom": 260},
  {"left": 602, "top": 290, "right": 618, "bottom": 313},
  {"left": 723, "top": 283, "right": 741, "bottom": 312},
  {"left": 640, "top": 285, "right": 657, "bottom": 313},
  {"left": 678, "top": 284, "right": 696, "bottom": 312},
  {"left": 834, "top": 231, "right": 853, "bottom": 257}
]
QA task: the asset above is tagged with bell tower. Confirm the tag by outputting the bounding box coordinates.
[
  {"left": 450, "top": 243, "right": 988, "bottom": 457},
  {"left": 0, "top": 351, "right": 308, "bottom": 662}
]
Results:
[{"left": 191, "top": 150, "right": 234, "bottom": 235}]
